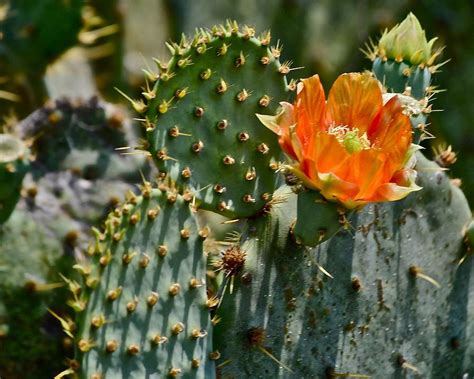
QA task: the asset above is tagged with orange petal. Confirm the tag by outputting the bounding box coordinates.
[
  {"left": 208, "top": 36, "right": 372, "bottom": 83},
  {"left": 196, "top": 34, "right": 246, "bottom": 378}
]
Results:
[
  {"left": 347, "top": 149, "right": 387, "bottom": 200},
  {"left": 311, "top": 132, "right": 352, "bottom": 179},
  {"left": 287, "top": 159, "right": 321, "bottom": 191},
  {"left": 368, "top": 96, "right": 412, "bottom": 173},
  {"left": 257, "top": 102, "right": 299, "bottom": 160},
  {"left": 326, "top": 72, "right": 383, "bottom": 133},
  {"left": 294, "top": 74, "right": 326, "bottom": 155},
  {"left": 372, "top": 168, "right": 421, "bottom": 202},
  {"left": 317, "top": 172, "right": 360, "bottom": 207}
]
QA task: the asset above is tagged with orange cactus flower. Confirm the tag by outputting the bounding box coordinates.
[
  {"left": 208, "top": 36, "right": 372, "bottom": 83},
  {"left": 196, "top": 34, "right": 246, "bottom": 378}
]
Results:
[{"left": 257, "top": 72, "right": 421, "bottom": 209}]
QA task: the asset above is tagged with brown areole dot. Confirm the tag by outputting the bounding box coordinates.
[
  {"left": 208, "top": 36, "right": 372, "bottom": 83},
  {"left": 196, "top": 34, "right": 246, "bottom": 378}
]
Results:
[
  {"left": 243, "top": 194, "right": 256, "bottom": 203},
  {"left": 257, "top": 143, "right": 270, "bottom": 154},
  {"left": 191, "top": 328, "right": 208, "bottom": 338},
  {"left": 260, "top": 56, "right": 271, "bottom": 65},
  {"left": 235, "top": 52, "right": 246, "bottom": 67},
  {"left": 238, "top": 132, "right": 250, "bottom": 142},
  {"left": 189, "top": 278, "right": 203, "bottom": 289},
  {"left": 139, "top": 254, "right": 150, "bottom": 268},
  {"left": 200, "top": 68, "right": 212, "bottom": 80},
  {"left": 169, "top": 283, "right": 181, "bottom": 296},
  {"left": 351, "top": 277, "right": 362, "bottom": 292},
  {"left": 217, "top": 201, "right": 228, "bottom": 212},
  {"left": 180, "top": 229, "right": 190, "bottom": 239},
  {"left": 126, "top": 299, "right": 138, "bottom": 313},
  {"left": 91, "top": 315, "right": 105, "bottom": 329},
  {"left": 157, "top": 245, "right": 168, "bottom": 257},
  {"left": 147, "top": 292, "right": 159, "bottom": 307},
  {"left": 106, "top": 340, "right": 118, "bottom": 353},
  {"left": 236, "top": 89, "right": 250, "bottom": 102},
  {"left": 259, "top": 95, "right": 271, "bottom": 107},
  {"left": 106, "top": 287, "right": 122, "bottom": 302},
  {"left": 129, "top": 213, "right": 140, "bottom": 225},
  {"left": 147, "top": 208, "right": 159, "bottom": 220},
  {"left": 172, "top": 322, "right": 185, "bottom": 335},
  {"left": 151, "top": 334, "right": 168, "bottom": 345},
  {"left": 191, "top": 358, "right": 201, "bottom": 368},
  {"left": 168, "top": 126, "right": 180, "bottom": 138},
  {"left": 156, "top": 149, "right": 167, "bottom": 160},
  {"left": 192, "top": 141, "right": 204, "bottom": 153},
  {"left": 245, "top": 167, "right": 256, "bottom": 181},
  {"left": 168, "top": 368, "right": 182, "bottom": 378},
  {"left": 127, "top": 344, "right": 140, "bottom": 355},
  {"left": 181, "top": 166, "right": 192, "bottom": 178},
  {"left": 194, "top": 106, "right": 204, "bottom": 117},
  {"left": 216, "top": 79, "right": 228, "bottom": 94},
  {"left": 209, "top": 351, "right": 221, "bottom": 360},
  {"left": 216, "top": 119, "right": 229, "bottom": 130},
  {"left": 222, "top": 155, "right": 235, "bottom": 165},
  {"left": 213, "top": 184, "right": 226, "bottom": 194}
]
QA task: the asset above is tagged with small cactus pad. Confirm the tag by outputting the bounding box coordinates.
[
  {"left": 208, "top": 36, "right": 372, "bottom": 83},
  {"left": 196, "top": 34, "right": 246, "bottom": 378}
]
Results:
[
  {"left": 293, "top": 189, "right": 344, "bottom": 246},
  {"left": 366, "top": 13, "right": 442, "bottom": 142},
  {"left": 75, "top": 187, "right": 215, "bottom": 378},
  {"left": 0, "top": 134, "right": 29, "bottom": 223},
  {"left": 143, "top": 23, "right": 288, "bottom": 218},
  {"left": 214, "top": 154, "right": 473, "bottom": 377}
]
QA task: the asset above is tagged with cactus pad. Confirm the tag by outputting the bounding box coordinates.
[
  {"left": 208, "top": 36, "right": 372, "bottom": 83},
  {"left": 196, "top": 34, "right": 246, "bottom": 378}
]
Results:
[
  {"left": 75, "top": 187, "right": 215, "bottom": 378},
  {"left": 143, "top": 23, "right": 289, "bottom": 218}
]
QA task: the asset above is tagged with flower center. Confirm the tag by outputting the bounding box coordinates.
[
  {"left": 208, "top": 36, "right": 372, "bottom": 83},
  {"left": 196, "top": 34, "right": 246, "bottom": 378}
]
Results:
[{"left": 327, "top": 124, "right": 371, "bottom": 154}]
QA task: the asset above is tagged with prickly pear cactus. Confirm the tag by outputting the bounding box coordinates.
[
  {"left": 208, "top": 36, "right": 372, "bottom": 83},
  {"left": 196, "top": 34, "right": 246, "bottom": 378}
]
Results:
[
  {"left": 57, "top": 15, "right": 473, "bottom": 379},
  {"left": 73, "top": 187, "right": 215, "bottom": 378},
  {"left": 213, "top": 153, "right": 473, "bottom": 378},
  {"left": 138, "top": 21, "right": 290, "bottom": 218}
]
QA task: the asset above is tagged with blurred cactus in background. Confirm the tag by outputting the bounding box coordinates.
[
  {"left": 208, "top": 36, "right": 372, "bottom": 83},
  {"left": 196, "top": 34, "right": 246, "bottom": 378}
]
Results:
[{"left": 0, "top": 2, "right": 473, "bottom": 379}]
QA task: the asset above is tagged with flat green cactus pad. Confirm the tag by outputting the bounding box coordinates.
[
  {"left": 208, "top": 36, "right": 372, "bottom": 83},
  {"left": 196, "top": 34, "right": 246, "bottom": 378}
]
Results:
[
  {"left": 75, "top": 187, "right": 215, "bottom": 378},
  {"left": 143, "top": 23, "right": 289, "bottom": 218}
]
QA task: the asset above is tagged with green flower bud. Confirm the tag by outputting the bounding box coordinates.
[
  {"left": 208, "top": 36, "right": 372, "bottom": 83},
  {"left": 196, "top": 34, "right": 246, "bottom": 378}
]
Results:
[{"left": 378, "top": 13, "right": 438, "bottom": 66}]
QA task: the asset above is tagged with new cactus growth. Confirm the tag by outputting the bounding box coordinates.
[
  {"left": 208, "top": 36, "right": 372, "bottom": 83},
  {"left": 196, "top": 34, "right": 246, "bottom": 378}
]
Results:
[
  {"left": 365, "top": 13, "right": 445, "bottom": 142},
  {"left": 74, "top": 187, "right": 214, "bottom": 378}
]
